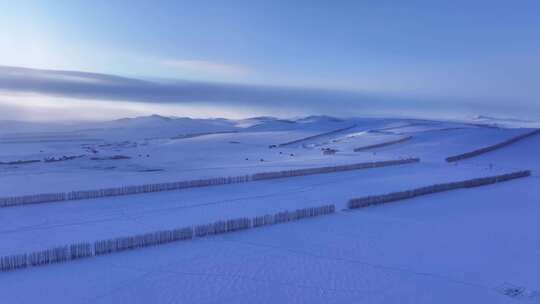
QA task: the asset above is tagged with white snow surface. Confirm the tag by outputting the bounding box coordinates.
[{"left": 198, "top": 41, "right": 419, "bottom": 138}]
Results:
[{"left": 0, "top": 115, "right": 538, "bottom": 303}]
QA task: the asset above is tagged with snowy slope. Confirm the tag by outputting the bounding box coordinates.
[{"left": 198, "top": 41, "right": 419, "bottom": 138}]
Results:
[{"left": 0, "top": 115, "right": 538, "bottom": 304}]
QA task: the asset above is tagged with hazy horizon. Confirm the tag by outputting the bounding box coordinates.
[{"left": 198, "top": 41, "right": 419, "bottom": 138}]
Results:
[{"left": 1, "top": 1, "right": 539, "bottom": 120}]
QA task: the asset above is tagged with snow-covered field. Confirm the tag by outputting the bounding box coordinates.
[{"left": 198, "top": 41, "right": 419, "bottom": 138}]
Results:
[{"left": 0, "top": 115, "right": 538, "bottom": 303}]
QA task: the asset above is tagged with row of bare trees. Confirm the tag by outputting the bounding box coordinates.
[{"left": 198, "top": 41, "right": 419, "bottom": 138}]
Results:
[
  {"left": 70, "top": 243, "right": 92, "bottom": 260},
  {"left": 28, "top": 246, "right": 70, "bottom": 266},
  {"left": 353, "top": 136, "right": 413, "bottom": 152},
  {"left": 66, "top": 175, "right": 251, "bottom": 201},
  {"left": 95, "top": 227, "right": 194, "bottom": 255},
  {"left": 0, "top": 193, "right": 66, "bottom": 207},
  {"left": 0, "top": 204, "right": 335, "bottom": 272},
  {"left": 195, "top": 218, "right": 252, "bottom": 237},
  {"left": 0, "top": 254, "right": 27, "bottom": 271},
  {"left": 446, "top": 129, "right": 540, "bottom": 162},
  {"left": 0, "top": 175, "right": 251, "bottom": 208},
  {"left": 0, "top": 159, "right": 419, "bottom": 208},
  {"left": 252, "top": 158, "right": 419, "bottom": 180},
  {"left": 0, "top": 246, "right": 72, "bottom": 271},
  {"left": 348, "top": 170, "right": 531, "bottom": 209},
  {"left": 277, "top": 124, "right": 357, "bottom": 147},
  {"left": 253, "top": 205, "right": 335, "bottom": 227}
]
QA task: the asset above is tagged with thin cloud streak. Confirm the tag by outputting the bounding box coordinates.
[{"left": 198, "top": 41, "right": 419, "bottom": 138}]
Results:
[
  {"left": 0, "top": 92, "right": 260, "bottom": 121},
  {"left": 161, "top": 59, "right": 251, "bottom": 76},
  {"left": 0, "top": 65, "right": 537, "bottom": 121},
  {"left": 0, "top": 65, "right": 387, "bottom": 110}
]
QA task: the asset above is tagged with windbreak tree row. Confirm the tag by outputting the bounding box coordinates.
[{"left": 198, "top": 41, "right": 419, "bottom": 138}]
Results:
[
  {"left": 0, "top": 204, "right": 335, "bottom": 272},
  {"left": 446, "top": 129, "right": 540, "bottom": 162},
  {"left": 353, "top": 136, "right": 412, "bottom": 152},
  {"left": 252, "top": 158, "right": 419, "bottom": 180},
  {"left": 348, "top": 170, "right": 531, "bottom": 209},
  {"left": 0, "top": 175, "right": 251, "bottom": 207},
  {"left": 0, "top": 159, "right": 419, "bottom": 208},
  {"left": 277, "top": 125, "right": 357, "bottom": 147}
]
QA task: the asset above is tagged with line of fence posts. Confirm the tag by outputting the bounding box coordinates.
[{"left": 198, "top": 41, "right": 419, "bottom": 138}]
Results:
[
  {"left": 1, "top": 166, "right": 529, "bottom": 272},
  {"left": 446, "top": 129, "right": 540, "bottom": 162},
  {"left": 0, "top": 175, "right": 252, "bottom": 208},
  {"left": 0, "top": 204, "right": 335, "bottom": 272},
  {"left": 0, "top": 158, "right": 420, "bottom": 208},
  {"left": 353, "top": 136, "right": 413, "bottom": 152},
  {"left": 348, "top": 170, "right": 531, "bottom": 209},
  {"left": 252, "top": 158, "right": 419, "bottom": 180},
  {"left": 277, "top": 124, "right": 357, "bottom": 147}
]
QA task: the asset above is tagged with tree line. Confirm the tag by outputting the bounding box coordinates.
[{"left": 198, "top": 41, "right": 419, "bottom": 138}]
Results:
[
  {"left": 353, "top": 136, "right": 413, "bottom": 152},
  {"left": 0, "top": 159, "right": 419, "bottom": 208},
  {"left": 348, "top": 170, "right": 531, "bottom": 209},
  {"left": 277, "top": 124, "right": 357, "bottom": 147},
  {"left": 446, "top": 129, "right": 540, "bottom": 162},
  {"left": 252, "top": 158, "right": 419, "bottom": 180},
  {"left": 0, "top": 204, "right": 335, "bottom": 272}
]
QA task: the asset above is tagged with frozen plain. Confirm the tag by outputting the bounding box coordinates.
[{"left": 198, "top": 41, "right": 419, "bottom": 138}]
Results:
[{"left": 0, "top": 115, "right": 538, "bottom": 303}]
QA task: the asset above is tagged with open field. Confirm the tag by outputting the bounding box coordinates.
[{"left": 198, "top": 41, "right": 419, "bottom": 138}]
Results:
[{"left": 0, "top": 115, "right": 538, "bottom": 303}]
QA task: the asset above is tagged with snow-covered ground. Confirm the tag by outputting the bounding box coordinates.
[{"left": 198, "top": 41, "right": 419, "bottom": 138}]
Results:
[{"left": 0, "top": 115, "right": 538, "bottom": 303}]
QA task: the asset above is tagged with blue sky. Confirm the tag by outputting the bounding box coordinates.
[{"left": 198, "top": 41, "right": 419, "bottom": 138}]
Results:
[{"left": 1, "top": 0, "right": 539, "bottom": 120}]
